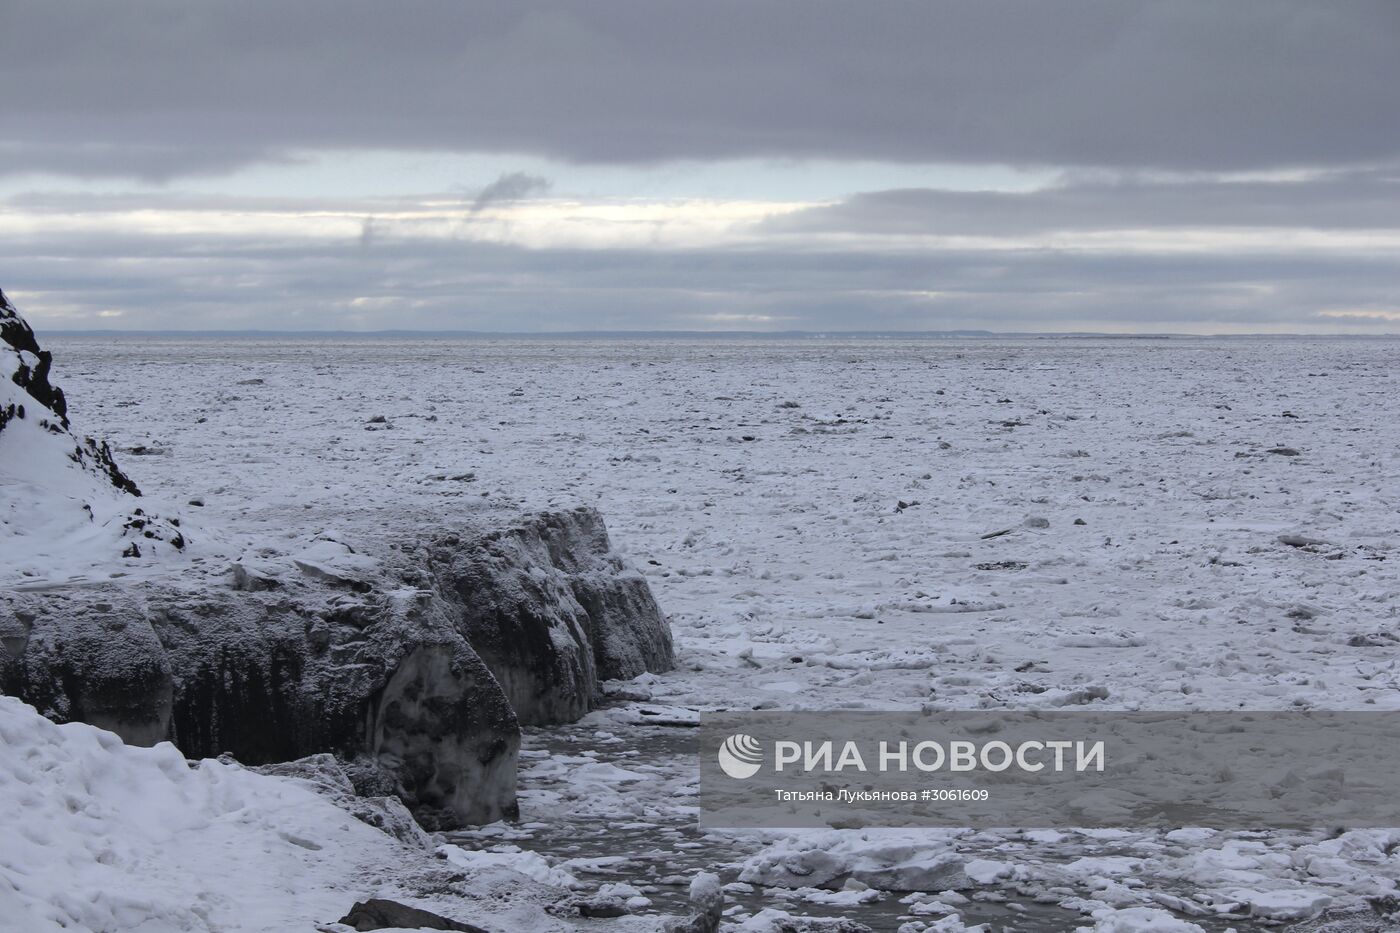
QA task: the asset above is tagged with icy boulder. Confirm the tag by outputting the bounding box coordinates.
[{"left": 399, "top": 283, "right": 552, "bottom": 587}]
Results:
[
  {"left": 428, "top": 507, "right": 674, "bottom": 725},
  {"left": 0, "top": 288, "right": 187, "bottom": 572},
  {"left": 2, "top": 545, "right": 519, "bottom": 827},
  {"left": 662, "top": 872, "right": 724, "bottom": 933},
  {"left": 2, "top": 506, "right": 673, "bottom": 827}
]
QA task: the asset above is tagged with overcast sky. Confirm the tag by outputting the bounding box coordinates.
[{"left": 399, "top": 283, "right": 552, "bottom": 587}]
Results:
[{"left": 3, "top": 1, "right": 1398, "bottom": 333}]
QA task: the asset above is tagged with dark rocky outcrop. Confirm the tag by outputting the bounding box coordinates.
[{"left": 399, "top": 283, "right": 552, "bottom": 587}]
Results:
[
  {"left": 1, "top": 506, "right": 673, "bottom": 827},
  {"left": 0, "top": 290, "right": 674, "bottom": 828},
  {"left": 336, "top": 898, "right": 488, "bottom": 932},
  {"left": 1, "top": 287, "right": 69, "bottom": 427}
]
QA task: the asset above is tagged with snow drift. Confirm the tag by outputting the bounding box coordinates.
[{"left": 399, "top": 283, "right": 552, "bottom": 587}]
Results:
[
  {"left": 0, "top": 695, "right": 673, "bottom": 933},
  {"left": 0, "top": 694, "right": 422, "bottom": 932}
]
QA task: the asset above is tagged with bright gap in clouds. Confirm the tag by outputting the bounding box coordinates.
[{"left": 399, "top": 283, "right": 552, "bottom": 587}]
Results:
[
  {"left": 1317, "top": 308, "right": 1400, "bottom": 322},
  {"left": 0, "top": 150, "right": 1058, "bottom": 203}
]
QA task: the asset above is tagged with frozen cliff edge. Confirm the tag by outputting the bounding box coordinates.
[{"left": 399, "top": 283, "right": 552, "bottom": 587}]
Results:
[
  {"left": 0, "top": 290, "right": 673, "bottom": 828},
  {"left": 3, "top": 495, "right": 675, "bottom": 830}
]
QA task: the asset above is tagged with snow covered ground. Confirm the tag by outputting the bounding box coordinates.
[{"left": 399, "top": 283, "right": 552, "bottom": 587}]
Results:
[
  {"left": 36, "top": 334, "right": 1400, "bottom": 930},
  {"left": 0, "top": 695, "right": 648, "bottom": 933}
]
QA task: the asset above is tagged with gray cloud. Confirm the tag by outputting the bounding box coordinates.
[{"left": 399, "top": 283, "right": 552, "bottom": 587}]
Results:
[
  {"left": 0, "top": 142, "right": 302, "bottom": 183},
  {"left": 469, "top": 172, "right": 552, "bottom": 213},
  {"left": 6, "top": 223, "right": 1398, "bottom": 334},
  {"left": 767, "top": 169, "right": 1400, "bottom": 236},
  {"left": 2, "top": 1, "right": 1398, "bottom": 178}
]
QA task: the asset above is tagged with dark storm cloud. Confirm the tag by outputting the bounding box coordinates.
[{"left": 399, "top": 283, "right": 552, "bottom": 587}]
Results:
[
  {"left": 2, "top": 1, "right": 1398, "bottom": 177},
  {"left": 768, "top": 169, "right": 1400, "bottom": 236}
]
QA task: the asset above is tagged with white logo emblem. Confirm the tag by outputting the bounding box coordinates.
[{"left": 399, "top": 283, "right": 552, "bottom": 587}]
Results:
[{"left": 717, "top": 733, "right": 764, "bottom": 779}]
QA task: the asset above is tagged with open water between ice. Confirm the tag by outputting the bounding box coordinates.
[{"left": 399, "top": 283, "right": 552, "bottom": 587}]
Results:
[{"left": 446, "top": 712, "right": 1245, "bottom": 932}]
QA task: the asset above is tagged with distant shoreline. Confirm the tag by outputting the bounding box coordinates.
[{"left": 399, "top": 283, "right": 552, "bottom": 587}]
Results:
[{"left": 39, "top": 329, "right": 1400, "bottom": 340}]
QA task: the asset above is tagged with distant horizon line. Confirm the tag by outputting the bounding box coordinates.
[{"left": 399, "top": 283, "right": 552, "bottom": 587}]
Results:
[{"left": 36, "top": 327, "right": 1400, "bottom": 340}]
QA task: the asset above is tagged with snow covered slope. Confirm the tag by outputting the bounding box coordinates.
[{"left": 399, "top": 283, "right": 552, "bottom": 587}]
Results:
[
  {"left": 0, "top": 289, "right": 187, "bottom": 578},
  {"left": 0, "top": 695, "right": 411, "bottom": 931},
  {"left": 0, "top": 694, "right": 439, "bottom": 930},
  {"left": 0, "top": 695, "right": 669, "bottom": 933}
]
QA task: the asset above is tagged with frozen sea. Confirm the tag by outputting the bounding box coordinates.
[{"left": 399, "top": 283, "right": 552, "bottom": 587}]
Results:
[{"left": 46, "top": 334, "right": 1400, "bottom": 931}]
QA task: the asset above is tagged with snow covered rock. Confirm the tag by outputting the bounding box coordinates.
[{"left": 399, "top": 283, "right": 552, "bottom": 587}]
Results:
[
  {"left": 0, "top": 288, "right": 188, "bottom": 571},
  {"left": 6, "top": 515, "right": 666, "bottom": 812},
  {"left": 2, "top": 508, "right": 673, "bottom": 827},
  {"left": 2, "top": 553, "right": 521, "bottom": 827},
  {"left": 662, "top": 872, "right": 724, "bottom": 933}
]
